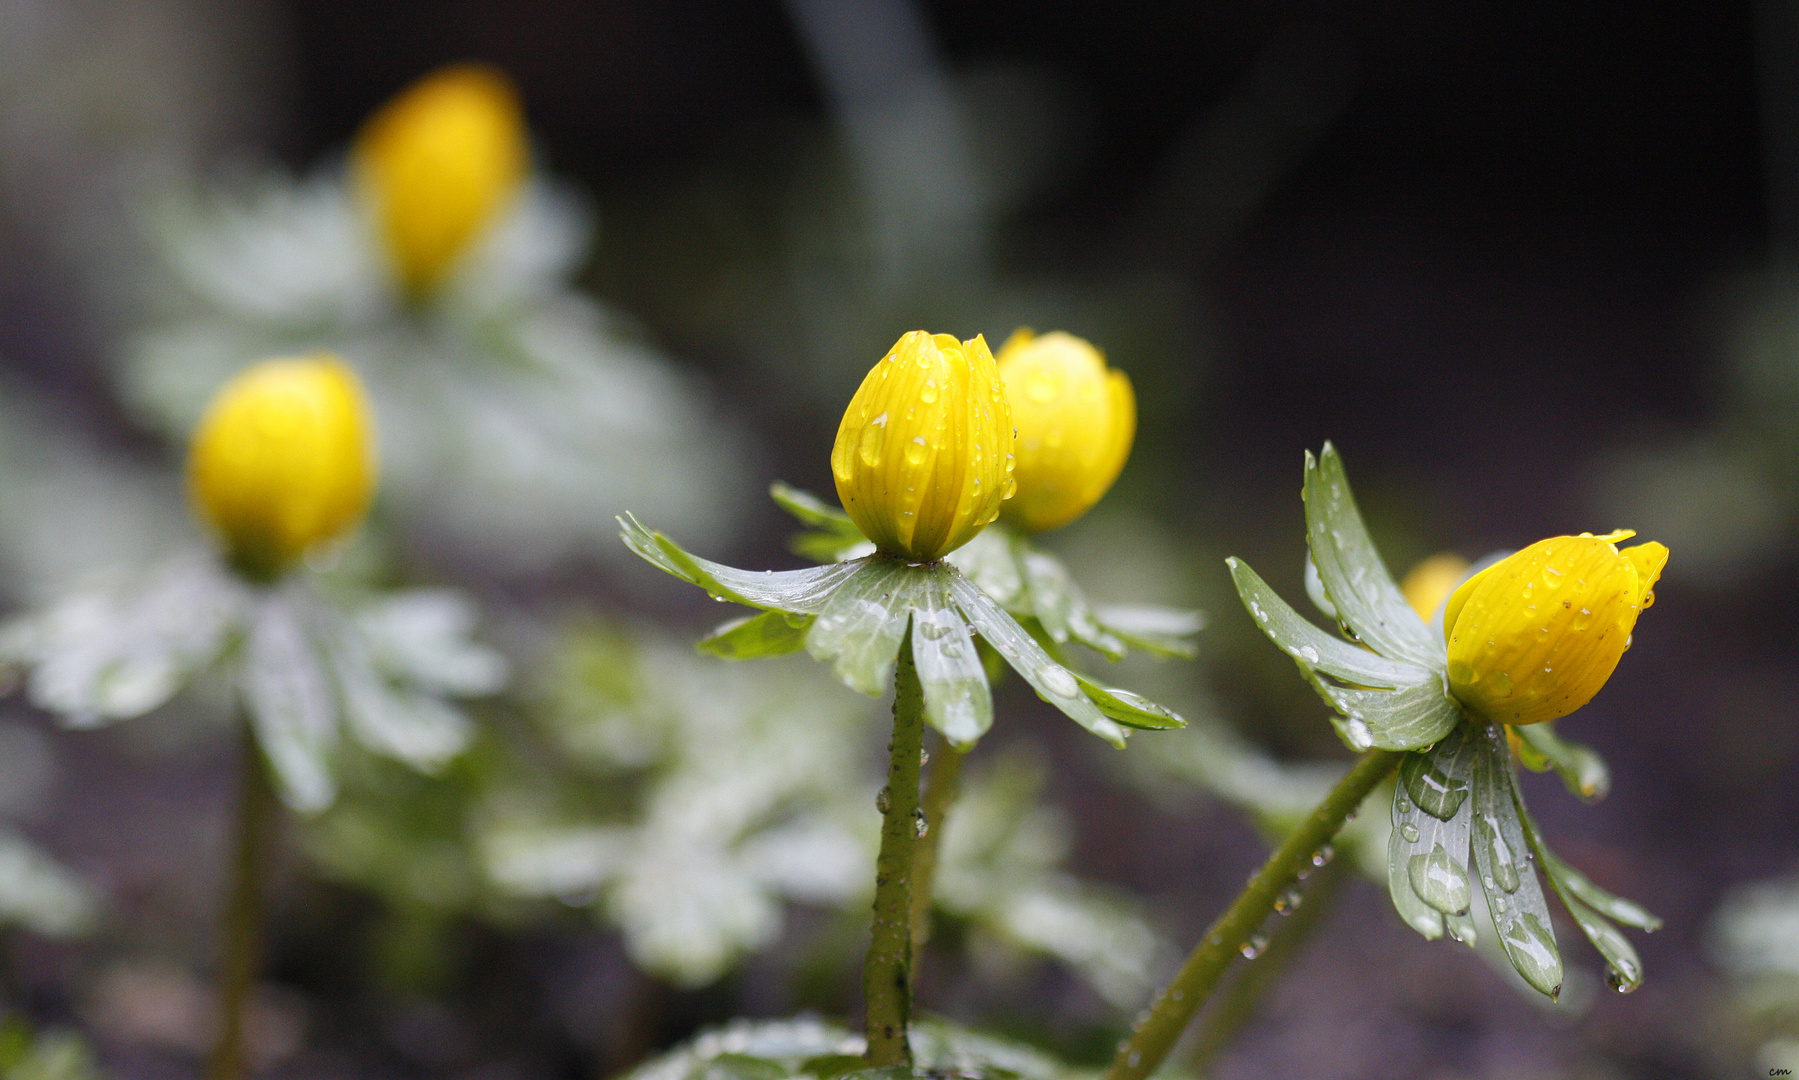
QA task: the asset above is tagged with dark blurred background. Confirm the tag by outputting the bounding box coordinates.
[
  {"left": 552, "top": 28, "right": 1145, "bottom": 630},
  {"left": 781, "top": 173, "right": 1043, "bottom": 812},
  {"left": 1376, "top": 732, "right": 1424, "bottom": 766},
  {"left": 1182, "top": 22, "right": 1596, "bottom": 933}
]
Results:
[{"left": 3, "top": 2, "right": 1794, "bottom": 1079}]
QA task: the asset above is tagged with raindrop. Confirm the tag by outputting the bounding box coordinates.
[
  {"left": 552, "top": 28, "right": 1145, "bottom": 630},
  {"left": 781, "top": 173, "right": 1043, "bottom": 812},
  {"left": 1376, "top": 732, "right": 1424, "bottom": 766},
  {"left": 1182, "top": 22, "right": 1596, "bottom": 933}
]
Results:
[
  {"left": 1407, "top": 844, "right": 1471, "bottom": 915},
  {"left": 920, "top": 621, "right": 953, "bottom": 640},
  {"left": 1312, "top": 844, "right": 1335, "bottom": 867},
  {"left": 914, "top": 809, "right": 929, "bottom": 838},
  {"left": 904, "top": 436, "right": 929, "bottom": 465},
  {"left": 1500, "top": 914, "right": 1562, "bottom": 996},
  {"left": 920, "top": 379, "right": 939, "bottom": 403},
  {"left": 1298, "top": 644, "right": 1320, "bottom": 664},
  {"left": 1035, "top": 664, "right": 1079, "bottom": 698},
  {"left": 1402, "top": 756, "right": 1470, "bottom": 820},
  {"left": 1274, "top": 887, "right": 1303, "bottom": 914},
  {"left": 858, "top": 422, "right": 886, "bottom": 468},
  {"left": 920, "top": 749, "right": 931, "bottom": 766},
  {"left": 876, "top": 787, "right": 892, "bottom": 814},
  {"left": 1343, "top": 717, "right": 1374, "bottom": 750},
  {"left": 1400, "top": 822, "right": 1421, "bottom": 843},
  {"left": 1474, "top": 812, "right": 1522, "bottom": 892},
  {"left": 1606, "top": 967, "right": 1639, "bottom": 994},
  {"left": 1396, "top": 796, "right": 1414, "bottom": 815},
  {"left": 1240, "top": 933, "right": 1269, "bottom": 959}
]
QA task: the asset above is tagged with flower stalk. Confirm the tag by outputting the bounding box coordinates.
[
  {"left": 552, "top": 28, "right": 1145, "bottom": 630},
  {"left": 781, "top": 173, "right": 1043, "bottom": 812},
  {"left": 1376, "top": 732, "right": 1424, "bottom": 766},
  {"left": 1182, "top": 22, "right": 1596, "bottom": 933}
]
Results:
[
  {"left": 865, "top": 633, "right": 927, "bottom": 1066},
  {"left": 1104, "top": 748, "right": 1402, "bottom": 1080},
  {"left": 205, "top": 718, "right": 279, "bottom": 1080}
]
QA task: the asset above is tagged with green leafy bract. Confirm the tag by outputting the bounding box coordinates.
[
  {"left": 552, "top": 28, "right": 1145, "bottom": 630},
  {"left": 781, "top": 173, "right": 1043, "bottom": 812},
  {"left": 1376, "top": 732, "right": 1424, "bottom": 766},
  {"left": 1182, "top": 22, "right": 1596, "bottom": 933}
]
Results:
[
  {"left": 621, "top": 513, "right": 862, "bottom": 613},
  {"left": 910, "top": 565, "right": 993, "bottom": 746},
  {"left": 1470, "top": 724, "right": 1564, "bottom": 998},
  {"left": 699, "top": 610, "right": 814, "bottom": 660},
  {"left": 1387, "top": 726, "right": 1477, "bottom": 936},
  {"left": 1515, "top": 722, "right": 1611, "bottom": 802}
]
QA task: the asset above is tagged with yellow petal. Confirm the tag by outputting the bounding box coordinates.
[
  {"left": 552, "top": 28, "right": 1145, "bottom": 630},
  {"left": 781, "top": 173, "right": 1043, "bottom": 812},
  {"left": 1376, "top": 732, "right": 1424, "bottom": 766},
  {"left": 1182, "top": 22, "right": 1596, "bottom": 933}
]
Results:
[
  {"left": 354, "top": 63, "right": 528, "bottom": 295},
  {"left": 831, "top": 331, "right": 1014, "bottom": 561},
  {"left": 995, "top": 330, "right": 1136, "bottom": 534},
  {"left": 188, "top": 355, "right": 377, "bottom": 580},
  {"left": 1444, "top": 532, "right": 1664, "bottom": 726}
]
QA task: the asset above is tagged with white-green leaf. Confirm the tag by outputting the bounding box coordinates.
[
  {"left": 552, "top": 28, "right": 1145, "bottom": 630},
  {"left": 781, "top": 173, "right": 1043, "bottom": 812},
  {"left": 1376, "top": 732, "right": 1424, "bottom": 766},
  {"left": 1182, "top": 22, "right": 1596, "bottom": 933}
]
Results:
[
  {"left": 804, "top": 558, "right": 917, "bottom": 696},
  {"left": 242, "top": 593, "right": 338, "bottom": 813},
  {"left": 770, "top": 482, "right": 873, "bottom": 563},
  {"left": 947, "top": 570, "right": 1126, "bottom": 747},
  {"left": 1314, "top": 678, "right": 1463, "bottom": 752},
  {"left": 1515, "top": 722, "right": 1610, "bottom": 802},
  {"left": 1072, "top": 675, "right": 1186, "bottom": 730},
  {"left": 1092, "top": 603, "right": 1203, "bottom": 659},
  {"left": 946, "top": 527, "right": 1026, "bottom": 608},
  {"left": 1388, "top": 725, "right": 1478, "bottom": 921},
  {"left": 1303, "top": 445, "right": 1440, "bottom": 669},
  {"left": 1519, "top": 808, "right": 1661, "bottom": 931},
  {"left": 698, "top": 610, "right": 814, "bottom": 660},
  {"left": 324, "top": 610, "right": 472, "bottom": 772},
  {"left": 619, "top": 513, "right": 862, "bottom": 614},
  {"left": 1474, "top": 723, "right": 1564, "bottom": 999},
  {"left": 1228, "top": 557, "right": 1433, "bottom": 689},
  {"left": 355, "top": 589, "right": 507, "bottom": 697},
  {"left": 909, "top": 566, "right": 992, "bottom": 746}
]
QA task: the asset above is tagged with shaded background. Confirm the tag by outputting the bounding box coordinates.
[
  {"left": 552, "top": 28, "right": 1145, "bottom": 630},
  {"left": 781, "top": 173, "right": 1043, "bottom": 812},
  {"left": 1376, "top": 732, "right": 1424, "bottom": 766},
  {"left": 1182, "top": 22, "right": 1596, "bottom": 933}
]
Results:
[{"left": 0, "top": 1, "right": 1792, "bottom": 1078}]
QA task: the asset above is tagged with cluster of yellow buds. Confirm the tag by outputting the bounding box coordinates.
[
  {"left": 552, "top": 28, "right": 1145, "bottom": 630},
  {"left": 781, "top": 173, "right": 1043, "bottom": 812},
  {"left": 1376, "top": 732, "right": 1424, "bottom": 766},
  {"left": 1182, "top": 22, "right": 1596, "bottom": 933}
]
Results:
[
  {"left": 831, "top": 328, "right": 1139, "bottom": 562},
  {"left": 188, "top": 355, "right": 377, "bottom": 581},
  {"left": 1444, "top": 531, "right": 1666, "bottom": 727},
  {"left": 353, "top": 63, "right": 529, "bottom": 295}
]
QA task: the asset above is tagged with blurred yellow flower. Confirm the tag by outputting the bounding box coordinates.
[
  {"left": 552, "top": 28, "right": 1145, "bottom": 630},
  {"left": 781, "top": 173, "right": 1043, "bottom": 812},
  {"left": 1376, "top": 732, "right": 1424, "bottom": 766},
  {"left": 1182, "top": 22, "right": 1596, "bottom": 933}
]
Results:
[
  {"left": 353, "top": 63, "right": 528, "bottom": 295},
  {"left": 995, "top": 329, "right": 1135, "bottom": 534},
  {"left": 1400, "top": 552, "right": 1471, "bottom": 623},
  {"left": 189, "top": 355, "right": 377, "bottom": 580},
  {"left": 832, "top": 331, "right": 1015, "bottom": 561},
  {"left": 1444, "top": 531, "right": 1667, "bottom": 726}
]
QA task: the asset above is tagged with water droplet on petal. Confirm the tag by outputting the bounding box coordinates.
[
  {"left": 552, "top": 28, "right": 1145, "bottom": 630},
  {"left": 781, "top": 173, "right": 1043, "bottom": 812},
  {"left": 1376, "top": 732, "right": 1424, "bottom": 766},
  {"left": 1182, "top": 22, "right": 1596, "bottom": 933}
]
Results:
[
  {"left": 1035, "top": 664, "right": 1079, "bottom": 698},
  {"left": 1239, "top": 932, "right": 1269, "bottom": 959}
]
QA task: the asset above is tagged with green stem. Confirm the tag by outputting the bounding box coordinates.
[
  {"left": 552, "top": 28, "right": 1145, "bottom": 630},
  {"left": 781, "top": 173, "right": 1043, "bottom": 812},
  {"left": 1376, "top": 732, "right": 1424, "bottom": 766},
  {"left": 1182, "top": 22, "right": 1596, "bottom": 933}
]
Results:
[
  {"left": 205, "top": 719, "right": 277, "bottom": 1080},
  {"left": 1104, "top": 749, "right": 1400, "bottom": 1080},
  {"left": 864, "top": 635, "right": 925, "bottom": 1067},
  {"left": 1187, "top": 851, "right": 1350, "bottom": 1073},
  {"left": 908, "top": 737, "right": 967, "bottom": 970}
]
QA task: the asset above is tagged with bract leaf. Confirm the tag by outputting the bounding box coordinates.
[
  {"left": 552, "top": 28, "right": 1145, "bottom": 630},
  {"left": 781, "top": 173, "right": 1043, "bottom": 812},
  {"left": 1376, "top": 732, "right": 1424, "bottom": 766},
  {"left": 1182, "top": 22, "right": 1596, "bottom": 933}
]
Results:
[
  {"left": 1517, "top": 807, "right": 1661, "bottom": 931},
  {"left": 1228, "top": 558, "right": 1433, "bottom": 688},
  {"left": 1313, "top": 677, "right": 1463, "bottom": 753},
  {"left": 1562, "top": 892, "right": 1644, "bottom": 993},
  {"left": 1018, "top": 546, "right": 1127, "bottom": 659},
  {"left": 771, "top": 483, "right": 874, "bottom": 562},
  {"left": 1474, "top": 723, "right": 1564, "bottom": 999},
  {"left": 910, "top": 566, "right": 992, "bottom": 746},
  {"left": 769, "top": 482, "right": 854, "bottom": 529},
  {"left": 619, "top": 513, "right": 862, "bottom": 614},
  {"left": 1387, "top": 772, "right": 1445, "bottom": 941},
  {"left": 242, "top": 593, "right": 337, "bottom": 813},
  {"left": 946, "top": 527, "right": 1025, "bottom": 608},
  {"left": 1303, "top": 445, "right": 1440, "bottom": 668},
  {"left": 322, "top": 609, "right": 472, "bottom": 771},
  {"left": 947, "top": 570, "right": 1127, "bottom": 747},
  {"left": 354, "top": 589, "right": 507, "bottom": 697},
  {"left": 1092, "top": 604, "right": 1204, "bottom": 659},
  {"left": 1071, "top": 674, "right": 1186, "bottom": 730},
  {"left": 804, "top": 558, "right": 916, "bottom": 696},
  {"left": 1516, "top": 722, "right": 1611, "bottom": 802},
  {"left": 1387, "top": 724, "right": 1478, "bottom": 920},
  {"left": 698, "top": 610, "right": 814, "bottom": 660}
]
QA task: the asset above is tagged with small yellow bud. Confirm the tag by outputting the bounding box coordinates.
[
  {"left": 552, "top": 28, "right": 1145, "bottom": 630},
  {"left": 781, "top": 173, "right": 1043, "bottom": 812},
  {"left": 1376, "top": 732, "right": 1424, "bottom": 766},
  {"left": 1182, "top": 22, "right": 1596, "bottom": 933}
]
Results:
[
  {"left": 353, "top": 63, "right": 528, "bottom": 295},
  {"left": 995, "top": 329, "right": 1135, "bottom": 534},
  {"left": 1400, "top": 553, "right": 1471, "bottom": 623},
  {"left": 189, "top": 356, "right": 377, "bottom": 580},
  {"left": 831, "top": 331, "right": 1015, "bottom": 561},
  {"left": 1444, "top": 531, "right": 1667, "bottom": 726}
]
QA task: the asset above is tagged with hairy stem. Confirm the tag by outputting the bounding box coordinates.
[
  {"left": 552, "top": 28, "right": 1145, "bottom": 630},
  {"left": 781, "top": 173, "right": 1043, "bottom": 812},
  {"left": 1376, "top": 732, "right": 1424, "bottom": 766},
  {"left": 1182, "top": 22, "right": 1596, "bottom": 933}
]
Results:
[
  {"left": 908, "top": 737, "right": 967, "bottom": 975},
  {"left": 205, "top": 719, "right": 278, "bottom": 1080},
  {"left": 864, "top": 634, "right": 925, "bottom": 1066},
  {"left": 1187, "top": 850, "right": 1351, "bottom": 1071},
  {"left": 1104, "top": 749, "right": 1400, "bottom": 1080}
]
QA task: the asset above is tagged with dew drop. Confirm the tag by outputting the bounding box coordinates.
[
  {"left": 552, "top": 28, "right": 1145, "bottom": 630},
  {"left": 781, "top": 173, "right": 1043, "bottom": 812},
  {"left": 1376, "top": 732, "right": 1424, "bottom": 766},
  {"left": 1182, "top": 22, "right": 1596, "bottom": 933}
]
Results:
[
  {"left": 1274, "top": 887, "right": 1303, "bottom": 914},
  {"left": 1298, "top": 644, "right": 1320, "bottom": 664},
  {"left": 876, "top": 786, "right": 891, "bottom": 814},
  {"left": 914, "top": 809, "right": 929, "bottom": 838},
  {"left": 1400, "top": 822, "right": 1420, "bottom": 843},
  {"left": 904, "top": 436, "right": 929, "bottom": 465},
  {"left": 858, "top": 423, "right": 885, "bottom": 468},
  {"left": 1035, "top": 664, "right": 1079, "bottom": 698},
  {"left": 1312, "top": 844, "right": 1335, "bottom": 867},
  {"left": 1239, "top": 933, "right": 1269, "bottom": 959},
  {"left": 1606, "top": 967, "right": 1639, "bottom": 994},
  {"left": 1407, "top": 844, "right": 1471, "bottom": 915},
  {"left": 1396, "top": 796, "right": 1413, "bottom": 815},
  {"left": 1343, "top": 716, "right": 1373, "bottom": 750},
  {"left": 920, "top": 379, "right": 939, "bottom": 403}
]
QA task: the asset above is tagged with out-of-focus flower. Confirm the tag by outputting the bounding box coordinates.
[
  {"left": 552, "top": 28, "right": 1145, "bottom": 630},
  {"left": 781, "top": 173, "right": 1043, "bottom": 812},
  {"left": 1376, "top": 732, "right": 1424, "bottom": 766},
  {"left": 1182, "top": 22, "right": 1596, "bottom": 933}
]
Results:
[
  {"left": 353, "top": 63, "right": 528, "bottom": 295},
  {"left": 188, "top": 355, "right": 375, "bottom": 580},
  {"left": 995, "top": 330, "right": 1134, "bottom": 535},
  {"left": 1399, "top": 553, "right": 1470, "bottom": 623},
  {"left": 1445, "top": 531, "right": 1667, "bottom": 727},
  {"left": 831, "top": 331, "right": 1014, "bottom": 561}
]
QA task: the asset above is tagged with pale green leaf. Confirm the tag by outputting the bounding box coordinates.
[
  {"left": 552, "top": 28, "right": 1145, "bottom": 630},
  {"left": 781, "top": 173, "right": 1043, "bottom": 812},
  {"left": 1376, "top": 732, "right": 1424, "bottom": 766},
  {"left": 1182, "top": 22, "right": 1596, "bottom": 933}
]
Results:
[
  {"left": 910, "top": 566, "right": 992, "bottom": 746},
  {"left": 1472, "top": 723, "right": 1564, "bottom": 998},
  {"left": 619, "top": 513, "right": 862, "bottom": 614},
  {"left": 698, "top": 610, "right": 814, "bottom": 660},
  {"left": 804, "top": 559, "right": 917, "bottom": 696}
]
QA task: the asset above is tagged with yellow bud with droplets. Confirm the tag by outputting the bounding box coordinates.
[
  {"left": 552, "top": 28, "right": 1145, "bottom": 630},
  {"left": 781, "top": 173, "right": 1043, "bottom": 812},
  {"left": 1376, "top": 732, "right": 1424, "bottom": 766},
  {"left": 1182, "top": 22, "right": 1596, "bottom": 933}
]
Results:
[
  {"left": 1443, "top": 531, "right": 1667, "bottom": 726},
  {"left": 353, "top": 63, "right": 528, "bottom": 295},
  {"left": 995, "top": 329, "right": 1135, "bottom": 534},
  {"left": 189, "top": 355, "right": 377, "bottom": 581},
  {"left": 832, "top": 330, "right": 1015, "bottom": 561},
  {"left": 1400, "top": 553, "right": 1470, "bottom": 623}
]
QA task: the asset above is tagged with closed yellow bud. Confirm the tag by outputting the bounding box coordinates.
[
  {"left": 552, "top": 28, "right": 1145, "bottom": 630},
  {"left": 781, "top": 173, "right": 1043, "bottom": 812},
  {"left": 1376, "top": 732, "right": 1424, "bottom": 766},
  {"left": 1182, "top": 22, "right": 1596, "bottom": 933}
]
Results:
[
  {"left": 831, "top": 331, "right": 1015, "bottom": 561},
  {"left": 995, "top": 329, "right": 1135, "bottom": 534},
  {"left": 353, "top": 63, "right": 528, "bottom": 295},
  {"left": 1400, "top": 553, "right": 1471, "bottom": 623},
  {"left": 189, "top": 356, "right": 377, "bottom": 580},
  {"left": 1443, "top": 531, "right": 1667, "bottom": 726}
]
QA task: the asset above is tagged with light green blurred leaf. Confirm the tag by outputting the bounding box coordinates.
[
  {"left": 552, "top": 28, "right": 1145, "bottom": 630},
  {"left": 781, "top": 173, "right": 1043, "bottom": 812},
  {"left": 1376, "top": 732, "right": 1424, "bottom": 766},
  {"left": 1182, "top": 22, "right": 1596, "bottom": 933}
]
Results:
[
  {"left": 699, "top": 610, "right": 814, "bottom": 660},
  {"left": 1516, "top": 722, "right": 1610, "bottom": 802},
  {"left": 1072, "top": 675, "right": 1185, "bottom": 730}
]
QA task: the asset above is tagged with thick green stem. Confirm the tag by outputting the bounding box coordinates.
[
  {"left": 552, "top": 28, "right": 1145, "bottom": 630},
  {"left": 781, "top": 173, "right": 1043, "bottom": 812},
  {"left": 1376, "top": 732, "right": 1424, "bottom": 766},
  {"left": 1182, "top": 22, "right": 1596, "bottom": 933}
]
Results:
[
  {"left": 1104, "top": 749, "right": 1400, "bottom": 1080},
  {"left": 205, "top": 720, "right": 277, "bottom": 1080},
  {"left": 908, "top": 737, "right": 967, "bottom": 972},
  {"left": 1187, "top": 851, "right": 1350, "bottom": 1072},
  {"left": 864, "top": 635, "right": 925, "bottom": 1067}
]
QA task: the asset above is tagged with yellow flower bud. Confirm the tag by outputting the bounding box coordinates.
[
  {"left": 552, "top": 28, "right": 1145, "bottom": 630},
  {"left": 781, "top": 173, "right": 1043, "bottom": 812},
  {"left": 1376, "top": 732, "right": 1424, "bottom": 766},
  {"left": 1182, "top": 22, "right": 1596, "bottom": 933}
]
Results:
[
  {"left": 831, "top": 331, "right": 1015, "bottom": 561},
  {"left": 994, "top": 329, "right": 1136, "bottom": 534},
  {"left": 353, "top": 63, "right": 528, "bottom": 295},
  {"left": 189, "top": 355, "right": 377, "bottom": 580},
  {"left": 1443, "top": 531, "right": 1667, "bottom": 726},
  {"left": 1400, "top": 553, "right": 1471, "bottom": 623}
]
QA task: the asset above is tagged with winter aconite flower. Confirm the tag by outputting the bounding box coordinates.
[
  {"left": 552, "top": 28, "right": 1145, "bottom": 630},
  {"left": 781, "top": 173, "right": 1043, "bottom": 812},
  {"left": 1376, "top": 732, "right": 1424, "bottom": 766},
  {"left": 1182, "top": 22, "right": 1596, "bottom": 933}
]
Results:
[
  {"left": 995, "top": 330, "right": 1135, "bottom": 535},
  {"left": 1444, "top": 532, "right": 1667, "bottom": 727},
  {"left": 354, "top": 63, "right": 528, "bottom": 294},
  {"left": 1400, "top": 553, "right": 1471, "bottom": 624},
  {"left": 832, "top": 331, "right": 1014, "bottom": 561},
  {"left": 1226, "top": 445, "right": 1661, "bottom": 998},
  {"left": 189, "top": 354, "right": 375, "bottom": 581}
]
